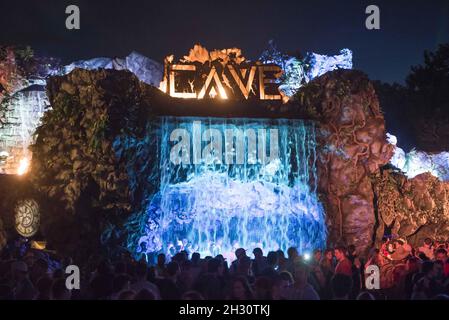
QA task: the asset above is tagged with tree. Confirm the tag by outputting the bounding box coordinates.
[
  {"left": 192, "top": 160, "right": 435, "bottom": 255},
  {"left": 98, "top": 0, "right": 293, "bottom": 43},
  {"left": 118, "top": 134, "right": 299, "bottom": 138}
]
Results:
[
  {"left": 406, "top": 43, "right": 449, "bottom": 118},
  {"left": 375, "top": 43, "right": 449, "bottom": 152}
]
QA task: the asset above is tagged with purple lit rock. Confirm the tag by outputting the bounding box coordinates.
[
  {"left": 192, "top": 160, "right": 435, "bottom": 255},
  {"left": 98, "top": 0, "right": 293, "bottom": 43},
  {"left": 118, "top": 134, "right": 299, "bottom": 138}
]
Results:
[{"left": 63, "top": 52, "right": 163, "bottom": 87}]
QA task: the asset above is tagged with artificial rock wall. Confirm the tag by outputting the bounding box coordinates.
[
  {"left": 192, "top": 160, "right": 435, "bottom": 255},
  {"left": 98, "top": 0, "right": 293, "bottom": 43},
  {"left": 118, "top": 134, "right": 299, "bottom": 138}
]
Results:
[
  {"left": 297, "top": 70, "right": 395, "bottom": 254},
  {"left": 373, "top": 170, "right": 449, "bottom": 244},
  {"left": 28, "top": 68, "right": 399, "bottom": 257},
  {"left": 2, "top": 65, "right": 449, "bottom": 257},
  {"left": 297, "top": 70, "right": 449, "bottom": 254},
  {"left": 27, "top": 69, "right": 161, "bottom": 259},
  {"left": 0, "top": 48, "right": 162, "bottom": 175}
]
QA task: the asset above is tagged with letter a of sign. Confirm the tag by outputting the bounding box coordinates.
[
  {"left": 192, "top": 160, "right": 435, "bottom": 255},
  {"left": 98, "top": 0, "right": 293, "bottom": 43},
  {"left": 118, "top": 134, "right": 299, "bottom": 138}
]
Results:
[
  {"left": 198, "top": 67, "right": 228, "bottom": 99},
  {"left": 228, "top": 65, "right": 256, "bottom": 99}
]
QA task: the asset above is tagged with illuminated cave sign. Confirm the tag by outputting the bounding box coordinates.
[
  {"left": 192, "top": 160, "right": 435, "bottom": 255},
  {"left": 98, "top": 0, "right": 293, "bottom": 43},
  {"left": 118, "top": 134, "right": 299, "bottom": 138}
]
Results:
[
  {"left": 14, "top": 199, "right": 40, "bottom": 237},
  {"left": 160, "top": 44, "right": 283, "bottom": 101},
  {"left": 164, "top": 63, "right": 282, "bottom": 101},
  {"left": 139, "top": 117, "right": 327, "bottom": 258}
]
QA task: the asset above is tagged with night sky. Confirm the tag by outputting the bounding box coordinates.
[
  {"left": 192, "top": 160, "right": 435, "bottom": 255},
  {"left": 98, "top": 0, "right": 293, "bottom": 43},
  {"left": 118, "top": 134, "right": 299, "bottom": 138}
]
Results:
[{"left": 0, "top": 0, "right": 448, "bottom": 83}]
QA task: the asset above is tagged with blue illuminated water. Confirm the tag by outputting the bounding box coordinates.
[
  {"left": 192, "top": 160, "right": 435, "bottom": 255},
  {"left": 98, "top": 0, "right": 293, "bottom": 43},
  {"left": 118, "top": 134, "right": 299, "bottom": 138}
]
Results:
[{"left": 137, "top": 117, "right": 326, "bottom": 259}]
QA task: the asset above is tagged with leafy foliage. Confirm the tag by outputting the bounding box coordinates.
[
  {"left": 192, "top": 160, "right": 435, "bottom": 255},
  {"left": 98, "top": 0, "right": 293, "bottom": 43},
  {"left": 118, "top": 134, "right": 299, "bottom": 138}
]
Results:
[
  {"left": 407, "top": 44, "right": 449, "bottom": 116},
  {"left": 374, "top": 43, "right": 449, "bottom": 152}
]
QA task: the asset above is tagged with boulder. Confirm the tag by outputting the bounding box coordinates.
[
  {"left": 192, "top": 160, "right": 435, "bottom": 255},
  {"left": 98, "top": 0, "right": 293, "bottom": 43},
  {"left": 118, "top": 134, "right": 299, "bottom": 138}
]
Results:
[
  {"left": 299, "top": 69, "right": 395, "bottom": 255},
  {"left": 63, "top": 51, "right": 163, "bottom": 87},
  {"left": 28, "top": 68, "right": 160, "bottom": 259}
]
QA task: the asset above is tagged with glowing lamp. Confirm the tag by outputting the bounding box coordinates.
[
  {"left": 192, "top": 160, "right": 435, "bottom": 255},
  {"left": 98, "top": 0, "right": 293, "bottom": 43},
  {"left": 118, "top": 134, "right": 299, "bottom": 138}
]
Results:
[{"left": 17, "top": 157, "right": 30, "bottom": 175}]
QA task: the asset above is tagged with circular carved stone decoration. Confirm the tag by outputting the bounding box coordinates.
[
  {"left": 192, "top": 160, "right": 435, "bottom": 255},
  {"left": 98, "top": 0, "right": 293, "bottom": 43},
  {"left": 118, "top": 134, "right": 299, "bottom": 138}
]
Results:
[{"left": 15, "top": 199, "right": 40, "bottom": 237}]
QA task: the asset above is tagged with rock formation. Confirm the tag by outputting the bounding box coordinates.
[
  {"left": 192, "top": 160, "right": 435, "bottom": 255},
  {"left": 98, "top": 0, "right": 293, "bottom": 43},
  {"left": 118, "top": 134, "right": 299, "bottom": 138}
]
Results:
[
  {"left": 28, "top": 69, "right": 162, "bottom": 259},
  {"left": 298, "top": 69, "right": 449, "bottom": 254},
  {"left": 63, "top": 51, "right": 163, "bottom": 88},
  {"left": 373, "top": 169, "right": 449, "bottom": 244},
  {"left": 1, "top": 48, "right": 162, "bottom": 174},
  {"left": 297, "top": 70, "right": 395, "bottom": 255}
]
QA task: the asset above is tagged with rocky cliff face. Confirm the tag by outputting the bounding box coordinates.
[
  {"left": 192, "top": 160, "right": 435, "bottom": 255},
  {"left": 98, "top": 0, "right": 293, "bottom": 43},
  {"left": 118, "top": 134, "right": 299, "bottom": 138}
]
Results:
[
  {"left": 1, "top": 48, "right": 162, "bottom": 175},
  {"left": 297, "top": 70, "right": 395, "bottom": 254},
  {"left": 0, "top": 46, "right": 29, "bottom": 99},
  {"left": 28, "top": 69, "right": 161, "bottom": 258},
  {"left": 373, "top": 169, "right": 449, "bottom": 244},
  {"left": 298, "top": 70, "right": 449, "bottom": 254},
  {"left": 31, "top": 69, "right": 142, "bottom": 212}
]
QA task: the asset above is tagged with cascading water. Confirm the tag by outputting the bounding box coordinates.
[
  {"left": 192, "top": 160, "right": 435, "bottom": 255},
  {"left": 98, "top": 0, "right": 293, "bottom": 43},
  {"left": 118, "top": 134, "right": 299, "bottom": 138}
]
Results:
[
  {"left": 137, "top": 117, "right": 326, "bottom": 259},
  {"left": 0, "top": 86, "right": 48, "bottom": 174}
]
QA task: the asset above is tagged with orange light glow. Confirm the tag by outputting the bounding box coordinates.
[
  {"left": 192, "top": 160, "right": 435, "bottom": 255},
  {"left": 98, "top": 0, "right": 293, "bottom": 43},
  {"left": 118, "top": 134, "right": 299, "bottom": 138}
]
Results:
[{"left": 17, "top": 157, "right": 30, "bottom": 175}]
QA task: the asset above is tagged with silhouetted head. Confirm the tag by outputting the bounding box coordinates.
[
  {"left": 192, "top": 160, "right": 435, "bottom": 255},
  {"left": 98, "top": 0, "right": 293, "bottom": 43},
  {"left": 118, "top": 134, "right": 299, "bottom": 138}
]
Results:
[
  {"left": 267, "top": 251, "right": 278, "bottom": 267},
  {"left": 191, "top": 252, "right": 200, "bottom": 264},
  {"left": 235, "top": 248, "right": 246, "bottom": 260},
  {"left": 253, "top": 248, "right": 263, "bottom": 258},
  {"left": 287, "top": 247, "right": 298, "bottom": 260},
  {"left": 157, "top": 253, "right": 166, "bottom": 266}
]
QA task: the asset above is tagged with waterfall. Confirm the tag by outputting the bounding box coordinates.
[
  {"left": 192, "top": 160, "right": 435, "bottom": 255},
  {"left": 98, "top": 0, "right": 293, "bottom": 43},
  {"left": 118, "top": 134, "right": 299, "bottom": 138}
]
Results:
[
  {"left": 0, "top": 86, "right": 48, "bottom": 174},
  {"left": 138, "top": 116, "right": 326, "bottom": 259}
]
